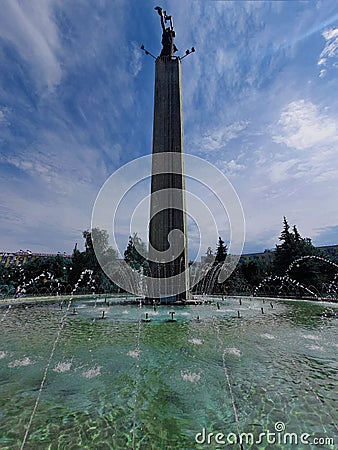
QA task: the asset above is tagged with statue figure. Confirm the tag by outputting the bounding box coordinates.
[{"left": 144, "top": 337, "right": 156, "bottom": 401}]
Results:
[{"left": 155, "top": 6, "right": 178, "bottom": 58}]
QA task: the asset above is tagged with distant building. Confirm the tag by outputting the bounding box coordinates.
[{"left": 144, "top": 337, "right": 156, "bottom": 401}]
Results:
[
  {"left": 2, "top": 244, "right": 337, "bottom": 269},
  {"left": 239, "top": 249, "right": 275, "bottom": 267},
  {"left": 0, "top": 251, "right": 72, "bottom": 267},
  {"left": 317, "top": 244, "right": 338, "bottom": 259}
]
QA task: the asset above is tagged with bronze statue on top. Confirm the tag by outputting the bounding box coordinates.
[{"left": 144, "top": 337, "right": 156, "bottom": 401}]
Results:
[{"left": 155, "top": 6, "right": 178, "bottom": 58}]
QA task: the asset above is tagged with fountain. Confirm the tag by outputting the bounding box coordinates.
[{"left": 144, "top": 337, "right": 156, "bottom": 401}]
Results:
[
  {"left": 254, "top": 255, "right": 338, "bottom": 301},
  {"left": 1, "top": 1, "right": 337, "bottom": 444},
  {"left": 0, "top": 292, "right": 337, "bottom": 448}
]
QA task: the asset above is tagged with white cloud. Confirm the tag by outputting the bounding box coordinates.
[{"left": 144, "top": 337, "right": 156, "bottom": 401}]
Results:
[
  {"left": 317, "top": 27, "right": 338, "bottom": 76},
  {"left": 130, "top": 41, "right": 143, "bottom": 77},
  {"left": 216, "top": 158, "right": 245, "bottom": 177},
  {"left": 226, "top": 159, "right": 245, "bottom": 174},
  {"left": 268, "top": 159, "right": 299, "bottom": 183},
  {"left": 194, "top": 121, "right": 248, "bottom": 153},
  {"left": 0, "top": 120, "right": 111, "bottom": 199},
  {"left": 0, "top": 0, "right": 62, "bottom": 90},
  {"left": 319, "top": 68, "right": 327, "bottom": 78},
  {"left": 323, "top": 28, "right": 338, "bottom": 41},
  {"left": 2, "top": 1, "right": 338, "bottom": 256},
  {"left": 0, "top": 140, "right": 106, "bottom": 253},
  {"left": 0, "top": 107, "right": 10, "bottom": 125},
  {"left": 272, "top": 99, "right": 338, "bottom": 150}
]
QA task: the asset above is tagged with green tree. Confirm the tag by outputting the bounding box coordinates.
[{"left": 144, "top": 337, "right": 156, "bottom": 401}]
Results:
[
  {"left": 0, "top": 264, "right": 17, "bottom": 296},
  {"left": 273, "top": 217, "right": 318, "bottom": 275},
  {"left": 124, "top": 233, "right": 148, "bottom": 272},
  {"left": 69, "top": 243, "right": 87, "bottom": 287},
  {"left": 226, "top": 265, "right": 250, "bottom": 295},
  {"left": 240, "top": 260, "right": 268, "bottom": 289},
  {"left": 70, "top": 228, "right": 118, "bottom": 293},
  {"left": 271, "top": 217, "right": 338, "bottom": 294},
  {"left": 206, "top": 237, "right": 228, "bottom": 294},
  {"left": 214, "top": 237, "right": 228, "bottom": 264},
  {"left": 9, "top": 255, "right": 72, "bottom": 296}
]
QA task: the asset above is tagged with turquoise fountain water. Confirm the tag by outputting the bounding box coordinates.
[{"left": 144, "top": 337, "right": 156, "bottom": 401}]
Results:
[{"left": 0, "top": 296, "right": 337, "bottom": 449}]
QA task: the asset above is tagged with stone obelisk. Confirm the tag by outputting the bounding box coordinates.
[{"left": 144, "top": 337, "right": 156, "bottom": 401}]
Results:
[{"left": 148, "top": 7, "right": 189, "bottom": 302}]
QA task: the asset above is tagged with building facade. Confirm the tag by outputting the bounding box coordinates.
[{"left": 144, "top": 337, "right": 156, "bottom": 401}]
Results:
[{"left": 0, "top": 252, "right": 72, "bottom": 267}]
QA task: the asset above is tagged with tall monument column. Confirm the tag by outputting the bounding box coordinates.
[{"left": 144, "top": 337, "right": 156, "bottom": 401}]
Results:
[{"left": 148, "top": 7, "right": 189, "bottom": 302}]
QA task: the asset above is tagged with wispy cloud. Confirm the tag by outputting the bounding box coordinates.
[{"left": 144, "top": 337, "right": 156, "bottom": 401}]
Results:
[
  {"left": 268, "top": 159, "right": 300, "bottom": 183},
  {"left": 0, "top": 0, "right": 62, "bottom": 91},
  {"left": 1, "top": 0, "right": 338, "bottom": 255},
  {"left": 130, "top": 41, "right": 143, "bottom": 77},
  {"left": 318, "top": 27, "right": 338, "bottom": 77},
  {"left": 193, "top": 121, "right": 248, "bottom": 153},
  {"left": 0, "top": 107, "right": 11, "bottom": 127},
  {"left": 217, "top": 159, "right": 246, "bottom": 177},
  {"left": 272, "top": 99, "right": 338, "bottom": 151}
]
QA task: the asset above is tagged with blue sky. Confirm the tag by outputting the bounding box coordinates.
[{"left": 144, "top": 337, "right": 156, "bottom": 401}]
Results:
[{"left": 0, "top": 0, "right": 338, "bottom": 259}]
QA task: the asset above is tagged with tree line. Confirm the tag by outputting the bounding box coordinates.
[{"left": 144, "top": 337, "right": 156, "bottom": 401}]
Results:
[
  {"left": 195, "top": 217, "right": 337, "bottom": 297},
  {"left": 0, "top": 218, "right": 336, "bottom": 298}
]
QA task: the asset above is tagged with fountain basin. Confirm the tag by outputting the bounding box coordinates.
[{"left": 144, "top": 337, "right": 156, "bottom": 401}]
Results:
[{"left": 0, "top": 296, "right": 337, "bottom": 449}]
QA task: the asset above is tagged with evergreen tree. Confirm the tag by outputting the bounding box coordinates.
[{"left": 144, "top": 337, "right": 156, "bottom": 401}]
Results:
[
  {"left": 280, "top": 216, "right": 291, "bottom": 245},
  {"left": 214, "top": 237, "right": 228, "bottom": 264},
  {"left": 273, "top": 218, "right": 324, "bottom": 288},
  {"left": 293, "top": 224, "right": 301, "bottom": 242},
  {"left": 209, "top": 237, "right": 228, "bottom": 294}
]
